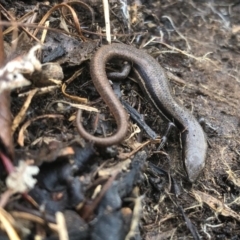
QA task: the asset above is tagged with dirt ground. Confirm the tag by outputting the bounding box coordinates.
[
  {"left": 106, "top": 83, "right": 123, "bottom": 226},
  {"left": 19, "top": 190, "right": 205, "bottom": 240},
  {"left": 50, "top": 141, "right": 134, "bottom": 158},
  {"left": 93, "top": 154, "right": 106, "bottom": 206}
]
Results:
[{"left": 1, "top": 0, "right": 240, "bottom": 239}]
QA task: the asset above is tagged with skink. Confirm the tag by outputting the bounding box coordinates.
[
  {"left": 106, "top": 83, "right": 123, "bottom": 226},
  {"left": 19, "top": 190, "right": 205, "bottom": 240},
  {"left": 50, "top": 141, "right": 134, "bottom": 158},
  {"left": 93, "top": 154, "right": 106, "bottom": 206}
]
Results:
[{"left": 76, "top": 43, "right": 207, "bottom": 182}]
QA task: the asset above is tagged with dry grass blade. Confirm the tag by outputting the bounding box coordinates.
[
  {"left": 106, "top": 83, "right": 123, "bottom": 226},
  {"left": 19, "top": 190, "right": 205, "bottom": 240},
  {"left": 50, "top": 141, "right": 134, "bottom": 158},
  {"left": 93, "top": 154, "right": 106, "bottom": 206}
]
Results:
[
  {"left": 40, "top": 20, "right": 49, "bottom": 44},
  {"left": 1, "top": 4, "right": 41, "bottom": 43},
  {"left": 220, "top": 147, "right": 240, "bottom": 188},
  {"left": 67, "top": 0, "right": 95, "bottom": 25},
  {"left": 56, "top": 212, "right": 69, "bottom": 240},
  {"left": 17, "top": 114, "right": 64, "bottom": 147},
  {"left": 61, "top": 85, "right": 88, "bottom": 103},
  {"left": 125, "top": 196, "right": 143, "bottom": 240},
  {"left": 192, "top": 190, "right": 240, "bottom": 222},
  {"left": 32, "top": 3, "right": 85, "bottom": 41},
  {"left": 46, "top": 100, "right": 99, "bottom": 112},
  {"left": 0, "top": 19, "right": 145, "bottom": 38},
  {"left": 0, "top": 208, "right": 20, "bottom": 240},
  {"left": 61, "top": 68, "right": 88, "bottom": 104},
  {"left": 2, "top": 5, "right": 34, "bottom": 35},
  {"left": 18, "top": 86, "right": 59, "bottom": 98},
  {"left": 102, "top": 0, "right": 111, "bottom": 43},
  {"left": 161, "top": 15, "right": 191, "bottom": 51},
  {"left": 118, "top": 139, "right": 153, "bottom": 160},
  {"left": 10, "top": 211, "right": 58, "bottom": 232},
  {"left": 12, "top": 89, "right": 38, "bottom": 134}
]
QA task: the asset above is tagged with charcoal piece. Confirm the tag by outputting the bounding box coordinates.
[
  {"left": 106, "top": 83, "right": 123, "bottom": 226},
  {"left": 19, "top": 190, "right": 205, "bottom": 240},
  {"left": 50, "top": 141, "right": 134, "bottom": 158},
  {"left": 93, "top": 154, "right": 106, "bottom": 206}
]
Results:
[
  {"left": 66, "top": 177, "right": 84, "bottom": 208},
  {"left": 90, "top": 211, "right": 129, "bottom": 240},
  {"left": 73, "top": 143, "right": 95, "bottom": 171},
  {"left": 95, "top": 182, "right": 122, "bottom": 215},
  {"left": 29, "top": 176, "right": 85, "bottom": 214},
  {"left": 45, "top": 210, "right": 89, "bottom": 240},
  {"left": 179, "top": 206, "right": 200, "bottom": 240},
  {"left": 121, "top": 100, "right": 158, "bottom": 139},
  {"left": 36, "top": 143, "right": 95, "bottom": 192},
  {"left": 36, "top": 157, "right": 74, "bottom": 192},
  {"left": 29, "top": 186, "right": 68, "bottom": 214},
  {"left": 42, "top": 46, "right": 66, "bottom": 63},
  {"left": 117, "top": 151, "right": 147, "bottom": 198}
]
